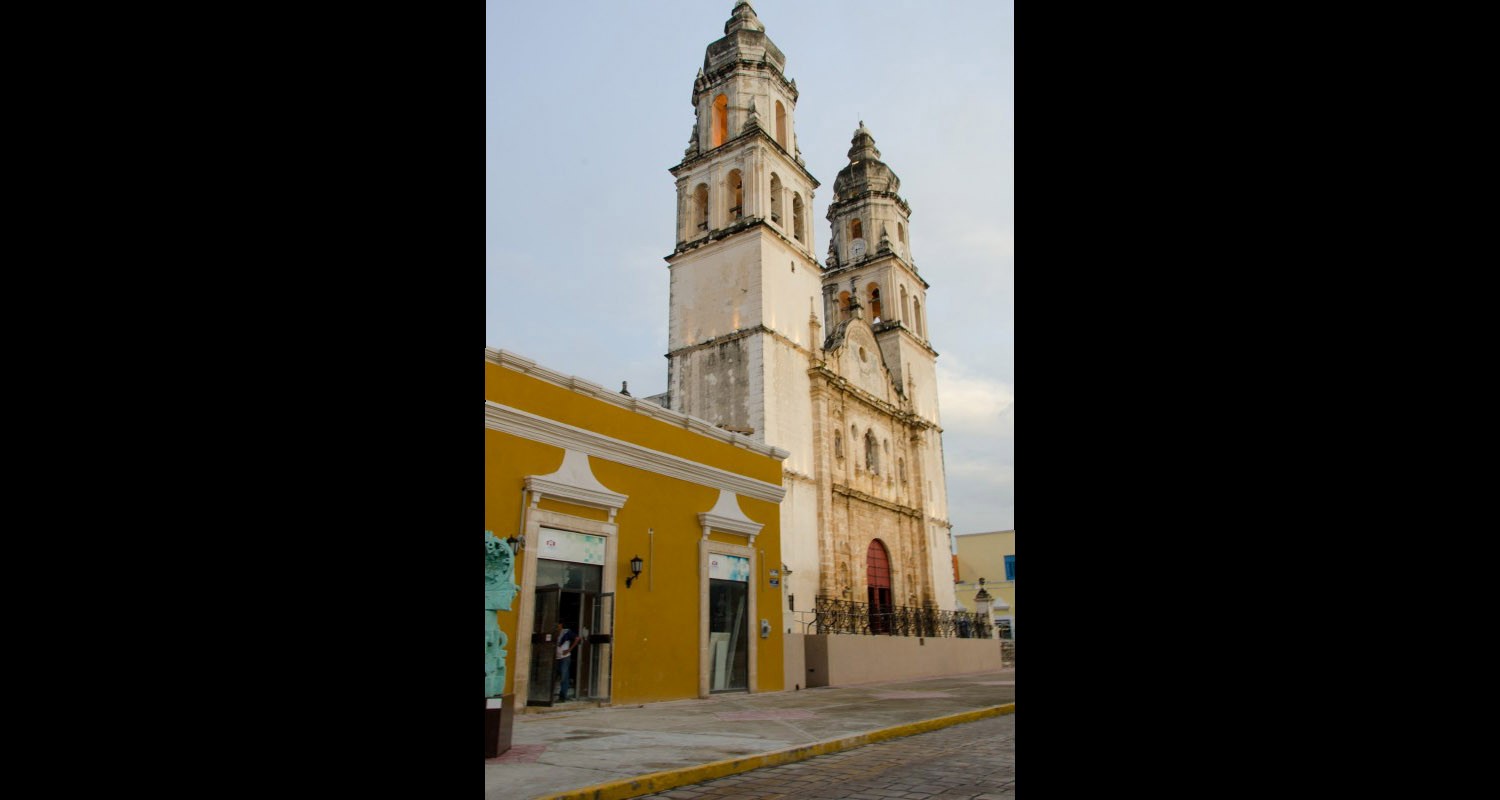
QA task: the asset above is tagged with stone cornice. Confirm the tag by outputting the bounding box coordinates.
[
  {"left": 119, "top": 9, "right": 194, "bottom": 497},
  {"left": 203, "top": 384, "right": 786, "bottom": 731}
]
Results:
[
  {"left": 828, "top": 189, "right": 911, "bottom": 218},
  {"left": 670, "top": 126, "right": 819, "bottom": 189},
  {"left": 783, "top": 467, "right": 815, "bottom": 484},
  {"left": 821, "top": 251, "right": 929, "bottom": 290},
  {"left": 808, "top": 365, "right": 940, "bottom": 432},
  {"left": 871, "top": 321, "right": 940, "bottom": 358},
  {"left": 487, "top": 400, "right": 787, "bottom": 503},
  {"left": 665, "top": 323, "right": 816, "bottom": 363},
  {"left": 486, "top": 349, "right": 790, "bottom": 463},
  {"left": 667, "top": 215, "right": 819, "bottom": 264},
  {"left": 694, "top": 58, "right": 799, "bottom": 105},
  {"left": 831, "top": 482, "right": 924, "bottom": 520}
]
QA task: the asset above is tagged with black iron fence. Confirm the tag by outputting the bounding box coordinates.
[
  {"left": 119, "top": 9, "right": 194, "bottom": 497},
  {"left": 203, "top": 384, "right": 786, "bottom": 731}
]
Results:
[{"left": 813, "top": 595, "right": 992, "bottom": 639}]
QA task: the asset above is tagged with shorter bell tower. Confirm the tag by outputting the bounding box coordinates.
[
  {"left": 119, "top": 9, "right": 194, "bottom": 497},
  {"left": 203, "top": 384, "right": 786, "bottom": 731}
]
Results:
[{"left": 823, "top": 122, "right": 939, "bottom": 424}]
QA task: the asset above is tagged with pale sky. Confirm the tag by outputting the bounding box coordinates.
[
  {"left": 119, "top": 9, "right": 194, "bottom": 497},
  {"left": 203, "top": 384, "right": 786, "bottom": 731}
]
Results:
[{"left": 486, "top": 0, "right": 1013, "bottom": 535}]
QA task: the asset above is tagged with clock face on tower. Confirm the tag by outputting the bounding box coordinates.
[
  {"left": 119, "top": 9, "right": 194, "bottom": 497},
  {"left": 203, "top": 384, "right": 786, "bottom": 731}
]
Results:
[{"left": 849, "top": 238, "right": 867, "bottom": 260}]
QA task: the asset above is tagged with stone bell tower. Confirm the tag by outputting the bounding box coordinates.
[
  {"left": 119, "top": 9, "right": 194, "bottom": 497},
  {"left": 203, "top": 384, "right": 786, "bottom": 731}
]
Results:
[
  {"left": 823, "top": 122, "right": 940, "bottom": 427},
  {"left": 665, "top": 4, "right": 958, "bottom": 628},
  {"left": 817, "top": 121, "right": 955, "bottom": 614},
  {"left": 665, "top": 0, "right": 823, "bottom": 466}
]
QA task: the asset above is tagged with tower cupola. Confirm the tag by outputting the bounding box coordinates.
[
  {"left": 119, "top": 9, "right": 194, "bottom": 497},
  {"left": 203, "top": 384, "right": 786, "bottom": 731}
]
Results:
[
  {"left": 833, "top": 122, "right": 902, "bottom": 201},
  {"left": 726, "top": 1, "right": 764, "bottom": 34},
  {"left": 703, "top": 1, "right": 785, "bottom": 76}
]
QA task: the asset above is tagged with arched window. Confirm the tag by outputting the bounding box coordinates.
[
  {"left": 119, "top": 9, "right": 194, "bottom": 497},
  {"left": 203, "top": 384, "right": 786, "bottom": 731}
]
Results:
[
  {"left": 867, "top": 283, "right": 882, "bottom": 320},
  {"left": 864, "top": 429, "right": 879, "bottom": 475},
  {"left": 898, "top": 222, "right": 906, "bottom": 251},
  {"left": 850, "top": 218, "right": 863, "bottom": 242},
  {"left": 834, "top": 430, "right": 843, "bottom": 459},
  {"left": 775, "top": 101, "right": 787, "bottom": 148},
  {"left": 693, "top": 184, "right": 709, "bottom": 233},
  {"left": 769, "top": 173, "right": 782, "bottom": 224},
  {"left": 838, "top": 291, "right": 851, "bottom": 321},
  {"left": 913, "top": 299, "right": 923, "bottom": 337},
  {"left": 712, "top": 94, "right": 728, "bottom": 148},
  {"left": 792, "top": 193, "right": 804, "bottom": 242},
  {"left": 867, "top": 539, "right": 893, "bottom": 634},
  {"left": 727, "top": 169, "right": 743, "bottom": 220},
  {"left": 900, "top": 286, "right": 910, "bottom": 326}
]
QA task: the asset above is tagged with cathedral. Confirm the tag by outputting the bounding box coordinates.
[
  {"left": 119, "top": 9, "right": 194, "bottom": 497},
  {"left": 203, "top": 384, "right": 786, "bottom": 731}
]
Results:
[{"left": 662, "top": 1, "right": 957, "bottom": 632}]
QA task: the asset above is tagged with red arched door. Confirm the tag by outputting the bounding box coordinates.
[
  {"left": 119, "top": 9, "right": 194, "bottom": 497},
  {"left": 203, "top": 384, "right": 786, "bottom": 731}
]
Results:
[{"left": 867, "top": 540, "right": 893, "bottom": 634}]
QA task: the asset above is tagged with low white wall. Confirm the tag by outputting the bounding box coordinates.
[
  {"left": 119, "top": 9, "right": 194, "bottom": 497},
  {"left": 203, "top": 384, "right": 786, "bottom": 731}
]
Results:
[
  {"left": 783, "top": 633, "right": 808, "bottom": 691},
  {"left": 802, "top": 634, "right": 1004, "bottom": 687}
]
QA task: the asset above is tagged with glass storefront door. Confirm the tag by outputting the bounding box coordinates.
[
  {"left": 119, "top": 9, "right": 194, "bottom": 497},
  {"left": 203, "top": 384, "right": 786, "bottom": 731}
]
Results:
[
  {"left": 709, "top": 578, "right": 748, "bottom": 691},
  {"left": 528, "top": 585, "right": 560, "bottom": 706},
  {"left": 528, "top": 557, "right": 604, "bottom": 706}
]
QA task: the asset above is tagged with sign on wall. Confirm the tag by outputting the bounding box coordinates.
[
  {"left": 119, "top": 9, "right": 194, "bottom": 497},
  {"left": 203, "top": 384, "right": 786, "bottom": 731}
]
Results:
[
  {"left": 709, "top": 554, "right": 750, "bottom": 582},
  {"left": 537, "top": 527, "right": 606, "bottom": 565}
]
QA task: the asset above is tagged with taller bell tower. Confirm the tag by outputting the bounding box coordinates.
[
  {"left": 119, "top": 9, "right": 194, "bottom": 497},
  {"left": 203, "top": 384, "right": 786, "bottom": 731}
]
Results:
[{"left": 665, "top": 1, "right": 822, "bottom": 463}]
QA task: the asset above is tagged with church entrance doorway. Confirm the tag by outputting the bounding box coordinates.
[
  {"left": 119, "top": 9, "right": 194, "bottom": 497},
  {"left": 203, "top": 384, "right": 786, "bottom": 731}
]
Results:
[{"left": 867, "top": 540, "right": 893, "bottom": 635}]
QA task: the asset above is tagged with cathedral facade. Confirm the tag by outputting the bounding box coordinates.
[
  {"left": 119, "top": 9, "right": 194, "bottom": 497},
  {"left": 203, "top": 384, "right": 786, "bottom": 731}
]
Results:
[{"left": 663, "top": 2, "right": 957, "bottom": 634}]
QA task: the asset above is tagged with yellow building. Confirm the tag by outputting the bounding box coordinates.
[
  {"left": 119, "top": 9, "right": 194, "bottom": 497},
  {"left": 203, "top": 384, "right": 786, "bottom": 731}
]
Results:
[
  {"left": 953, "top": 530, "right": 1015, "bottom": 639},
  {"left": 486, "top": 348, "right": 787, "bottom": 708}
]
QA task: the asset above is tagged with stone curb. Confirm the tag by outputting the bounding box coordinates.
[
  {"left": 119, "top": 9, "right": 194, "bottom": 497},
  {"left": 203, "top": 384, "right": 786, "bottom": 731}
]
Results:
[{"left": 529, "top": 703, "right": 1017, "bottom": 800}]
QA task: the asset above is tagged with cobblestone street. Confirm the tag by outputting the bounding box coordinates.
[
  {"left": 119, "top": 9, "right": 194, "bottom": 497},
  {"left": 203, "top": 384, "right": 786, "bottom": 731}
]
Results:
[{"left": 641, "top": 714, "right": 1015, "bottom": 800}]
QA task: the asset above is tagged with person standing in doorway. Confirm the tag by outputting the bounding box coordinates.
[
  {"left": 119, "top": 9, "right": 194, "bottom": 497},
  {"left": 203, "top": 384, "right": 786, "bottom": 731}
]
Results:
[{"left": 554, "top": 621, "right": 577, "bottom": 702}]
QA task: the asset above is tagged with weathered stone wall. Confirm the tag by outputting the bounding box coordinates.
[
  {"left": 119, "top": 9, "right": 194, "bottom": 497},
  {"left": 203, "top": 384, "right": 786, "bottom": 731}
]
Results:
[
  {"left": 668, "top": 235, "right": 765, "bottom": 349},
  {"left": 670, "top": 334, "right": 755, "bottom": 433},
  {"left": 777, "top": 473, "right": 820, "bottom": 634}
]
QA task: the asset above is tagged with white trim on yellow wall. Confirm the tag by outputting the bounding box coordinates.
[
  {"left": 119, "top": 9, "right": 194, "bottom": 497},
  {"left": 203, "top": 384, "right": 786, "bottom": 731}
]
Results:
[
  {"left": 699, "top": 532, "right": 758, "bottom": 699},
  {"left": 487, "top": 347, "right": 790, "bottom": 461},
  {"left": 524, "top": 449, "right": 629, "bottom": 520},
  {"left": 698, "top": 489, "right": 765, "bottom": 538},
  {"left": 487, "top": 401, "right": 787, "bottom": 503},
  {"left": 696, "top": 491, "right": 763, "bottom": 698}
]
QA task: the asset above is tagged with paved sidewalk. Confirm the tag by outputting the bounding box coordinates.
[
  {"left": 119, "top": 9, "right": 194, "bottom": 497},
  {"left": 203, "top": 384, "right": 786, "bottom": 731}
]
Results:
[{"left": 484, "top": 669, "right": 1015, "bottom": 800}]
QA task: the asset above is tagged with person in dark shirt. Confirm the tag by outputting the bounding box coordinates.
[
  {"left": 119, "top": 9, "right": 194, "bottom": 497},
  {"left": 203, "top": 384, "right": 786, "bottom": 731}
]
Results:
[{"left": 554, "top": 622, "right": 578, "bottom": 702}]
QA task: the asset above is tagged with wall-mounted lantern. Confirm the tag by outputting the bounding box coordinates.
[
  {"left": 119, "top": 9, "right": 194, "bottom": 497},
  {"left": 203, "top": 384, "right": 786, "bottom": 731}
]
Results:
[{"left": 625, "top": 554, "right": 644, "bottom": 588}]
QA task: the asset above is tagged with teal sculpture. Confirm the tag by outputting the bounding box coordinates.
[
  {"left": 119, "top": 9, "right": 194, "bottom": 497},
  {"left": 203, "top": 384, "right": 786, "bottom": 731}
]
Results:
[{"left": 485, "top": 531, "right": 519, "bottom": 697}]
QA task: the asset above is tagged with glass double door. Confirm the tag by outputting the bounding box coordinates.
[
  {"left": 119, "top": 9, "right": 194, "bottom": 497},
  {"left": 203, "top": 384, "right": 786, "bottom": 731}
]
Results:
[{"left": 528, "top": 559, "right": 613, "bottom": 706}]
